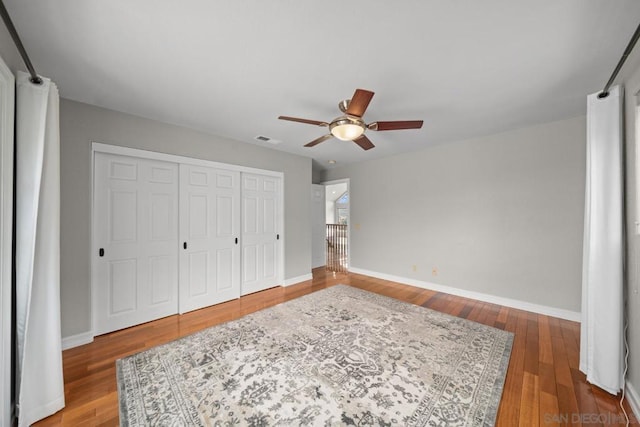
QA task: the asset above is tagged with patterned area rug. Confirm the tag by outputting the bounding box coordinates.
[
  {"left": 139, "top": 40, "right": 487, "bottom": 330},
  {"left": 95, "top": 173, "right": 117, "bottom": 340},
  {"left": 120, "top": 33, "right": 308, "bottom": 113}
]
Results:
[{"left": 117, "top": 285, "right": 513, "bottom": 426}]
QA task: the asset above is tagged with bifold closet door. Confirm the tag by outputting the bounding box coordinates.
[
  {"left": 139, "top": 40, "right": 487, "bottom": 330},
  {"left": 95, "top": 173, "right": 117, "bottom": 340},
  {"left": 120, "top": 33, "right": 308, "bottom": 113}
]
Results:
[
  {"left": 93, "top": 153, "right": 179, "bottom": 335},
  {"left": 241, "top": 173, "right": 281, "bottom": 295},
  {"left": 179, "top": 164, "right": 241, "bottom": 313}
]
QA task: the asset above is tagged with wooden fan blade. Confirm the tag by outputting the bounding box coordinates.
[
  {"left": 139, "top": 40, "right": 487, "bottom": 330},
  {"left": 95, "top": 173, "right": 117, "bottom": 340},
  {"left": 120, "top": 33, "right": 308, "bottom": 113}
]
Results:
[
  {"left": 345, "top": 89, "right": 374, "bottom": 118},
  {"left": 304, "top": 134, "right": 333, "bottom": 148},
  {"left": 278, "top": 116, "right": 329, "bottom": 127},
  {"left": 369, "top": 120, "right": 424, "bottom": 131},
  {"left": 353, "top": 135, "right": 375, "bottom": 151}
]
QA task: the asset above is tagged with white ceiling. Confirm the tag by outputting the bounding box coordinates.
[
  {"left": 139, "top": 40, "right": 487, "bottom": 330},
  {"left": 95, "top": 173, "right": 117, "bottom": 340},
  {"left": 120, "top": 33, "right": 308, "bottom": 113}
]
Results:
[{"left": 5, "top": 1, "right": 640, "bottom": 170}]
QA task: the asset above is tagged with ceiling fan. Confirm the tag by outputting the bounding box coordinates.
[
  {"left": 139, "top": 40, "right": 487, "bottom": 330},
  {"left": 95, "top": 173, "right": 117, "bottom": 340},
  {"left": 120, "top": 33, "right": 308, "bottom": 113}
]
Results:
[{"left": 278, "top": 89, "right": 423, "bottom": 151}]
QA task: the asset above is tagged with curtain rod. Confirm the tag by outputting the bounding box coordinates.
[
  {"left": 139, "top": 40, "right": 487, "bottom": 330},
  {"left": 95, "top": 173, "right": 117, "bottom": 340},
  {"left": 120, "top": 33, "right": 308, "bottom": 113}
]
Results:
[
  {"left": 0, "top": 0, "right": 42, "bottom": 85},
  {"left": 600, "top": 21, "right": 640, "bottom": 99}
]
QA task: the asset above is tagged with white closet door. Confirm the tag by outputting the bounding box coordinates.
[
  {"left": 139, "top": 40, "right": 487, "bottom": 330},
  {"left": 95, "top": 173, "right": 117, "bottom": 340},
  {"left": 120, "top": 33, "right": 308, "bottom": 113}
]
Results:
[
  {"left": 241, "top": 173, "right": 281, "bottom": 295},
  {"left": 179, "top": 164, "right": 241, "bottom": 313},
  {"left": 94, "top": 153, "right": 179, "bottom": 335}
]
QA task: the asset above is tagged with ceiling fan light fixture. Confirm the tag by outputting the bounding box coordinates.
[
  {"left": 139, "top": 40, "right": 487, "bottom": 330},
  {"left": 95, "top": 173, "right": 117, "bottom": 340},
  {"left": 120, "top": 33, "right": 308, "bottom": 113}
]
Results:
[
  {"left": 278, "top": 88, "right": 424, "bottom": 150},
  {"left": 330, "top": 117, "right": 365, "bottom": 141}
]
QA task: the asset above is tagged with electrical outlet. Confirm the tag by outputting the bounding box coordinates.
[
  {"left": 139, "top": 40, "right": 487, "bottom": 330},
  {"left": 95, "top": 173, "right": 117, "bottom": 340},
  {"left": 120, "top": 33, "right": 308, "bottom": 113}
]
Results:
[
  {"left": 432, "top": 267, "right": 438, "bottom": 276},
  {"left": 412, "top": 265, "right": 417, "bottom": 272},
  {"left": 355, "top": 223, "right": 361, "bottom": 231}
]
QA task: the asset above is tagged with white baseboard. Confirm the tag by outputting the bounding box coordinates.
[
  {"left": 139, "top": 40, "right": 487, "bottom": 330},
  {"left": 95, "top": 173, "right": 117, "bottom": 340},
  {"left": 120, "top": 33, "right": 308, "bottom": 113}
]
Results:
[
  {"left": 62, "top": 275, "right": 314, "bottom": 350},
  {"left": 282, "top": 273, "right": 313, "bottom": 287},
  {"left": 349, "top": 267, "right": 581, "bottom": 322},
  {"left": 627, "top": 381, "right": 640, "bottom": 420},
  {"left": 61, "top": 331, "right": 94, "bottom": 350}
]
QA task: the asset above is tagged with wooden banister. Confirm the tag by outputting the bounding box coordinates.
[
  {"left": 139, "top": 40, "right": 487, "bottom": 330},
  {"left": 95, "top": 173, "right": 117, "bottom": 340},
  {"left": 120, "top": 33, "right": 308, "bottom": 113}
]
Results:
[{"left": 326, "top": 224, "right": 348, "bottom": 272}]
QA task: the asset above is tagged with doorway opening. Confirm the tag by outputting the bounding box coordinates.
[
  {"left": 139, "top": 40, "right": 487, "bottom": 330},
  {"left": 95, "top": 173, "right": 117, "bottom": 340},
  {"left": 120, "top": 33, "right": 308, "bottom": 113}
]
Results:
[{"left": 324, "top": 180, "right": 349, "bottom": 272}]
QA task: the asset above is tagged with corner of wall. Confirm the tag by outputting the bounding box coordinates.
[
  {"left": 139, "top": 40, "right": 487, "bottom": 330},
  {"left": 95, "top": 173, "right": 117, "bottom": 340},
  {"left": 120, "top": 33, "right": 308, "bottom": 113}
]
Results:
[
  {"left": 61, "top": 331, "right": 94, "bottom": 350},
  {"left": 626, "top": 380, "right": 640, "bottom": 421}
]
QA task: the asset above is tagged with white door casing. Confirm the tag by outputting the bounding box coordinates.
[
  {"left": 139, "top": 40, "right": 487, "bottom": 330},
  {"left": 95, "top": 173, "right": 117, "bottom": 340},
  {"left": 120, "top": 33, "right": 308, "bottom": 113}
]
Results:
[
  {"left": 311, "top": 184, "right": 326, "bottom": 268},
  {"left": 179, "top": 164, "right": 241, "bottom": 314},
  {"left": 241, "top": 173, "right": 281, "bottom": 295},
  {"left": 93, "top": 153, "right": 179, "bottom": 334}
]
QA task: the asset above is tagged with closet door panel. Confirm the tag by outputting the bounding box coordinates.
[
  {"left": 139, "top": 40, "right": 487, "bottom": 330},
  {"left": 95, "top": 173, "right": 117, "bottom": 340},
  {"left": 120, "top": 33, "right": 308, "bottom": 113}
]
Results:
[
  {"left": 147, "top": 169, "right": 179, "bottom": 310},
  {"left": 241, "top": 173, "right": 281, "bottom": 295},
  {"left": 179, "top": 165, "right": 240, "bottom": 313},
  {"left": 263, "top": 242, "right": 277, "bottom": 280},
  {"left": 108, "top": 259, "right": 137, "bottom": 314},
  {"left": 149, "top": 255, "right": 172, "bottom": 304},
  {"left": 216, "top": 248, "right": 234, "bottom": 291},
  {"left": 243, "top": 244, "right": 258, "bottom": 284},
  {"left": 94, "top": 153, "right": 179, "bottom": 335}
]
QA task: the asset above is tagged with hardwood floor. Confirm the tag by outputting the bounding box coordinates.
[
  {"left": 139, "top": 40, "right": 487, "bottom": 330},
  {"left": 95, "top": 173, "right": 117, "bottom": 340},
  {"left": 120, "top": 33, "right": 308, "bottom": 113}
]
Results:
[{"left": 34, "top": 269, "right": 637, "bottom": 426}]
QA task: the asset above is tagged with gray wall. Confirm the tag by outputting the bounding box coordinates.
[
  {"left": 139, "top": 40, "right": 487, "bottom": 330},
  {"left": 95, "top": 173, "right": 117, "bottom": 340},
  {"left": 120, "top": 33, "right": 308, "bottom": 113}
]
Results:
[
  {"left": 312, "top": 161, "right": 323, "bottom": 184},
  {"left": 323, "top": 116, "right": 586, "bottom": 312},
  {"left": 60, "top": 99, "right": 312, "bottom": 337},
  {"left": 0, "top": 22, "right": 21, "bottom": 74},
  {"left": 0, "top": 23, "right": 22, "bottom": 73}
]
